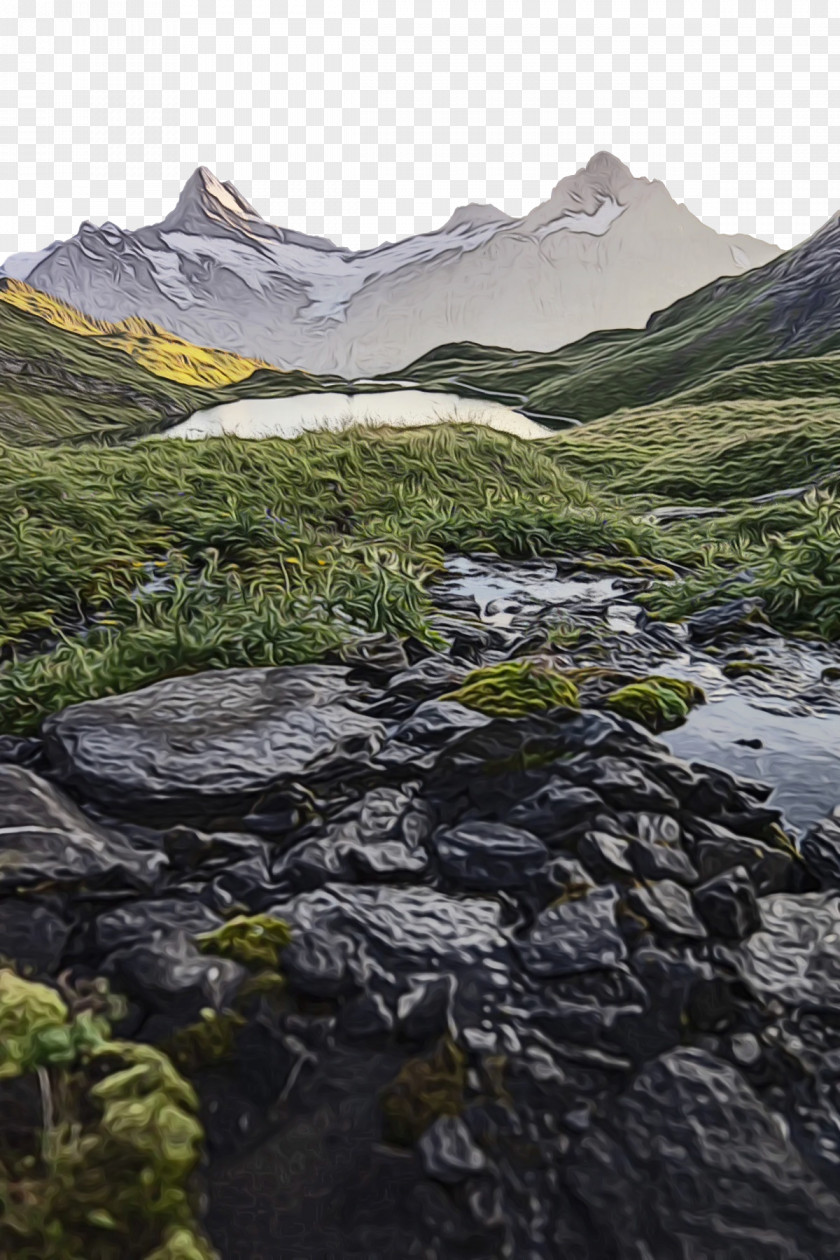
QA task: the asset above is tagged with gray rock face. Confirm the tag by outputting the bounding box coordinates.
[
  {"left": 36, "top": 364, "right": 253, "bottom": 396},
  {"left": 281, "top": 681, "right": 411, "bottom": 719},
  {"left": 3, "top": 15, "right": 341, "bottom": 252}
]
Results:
[
  {"left": 419, "top": 1115, "right": 488, "bottom": 1184},
  {"left": 0, "top": 898, "right": 71, "bottom": 974},
  {"left": 516, "top": 887, "right": 627, "bottom": 978},
  {"left": 626, "top": 879, "right": 707, "bottom": 940},
  {"left": 569, "top": 1048, "right": 840, "bottom": 1258},
  {"left": 0, "top": 764, "right": 166, "bottom": 892},
  {"left": 694, "top": 866, "right": 761, "bottom": 940},
  {"left": 732, "top": 892, "right": 840, "bottom": 1013},
  {"left": 801, "top": 809, "right": 840, "bottom": 888},
  {"left": 41, "top": 665, "right": 388, "bottom": 819},
  {"left": 431, "top": 820, "right": 549, "bottom": 890}
]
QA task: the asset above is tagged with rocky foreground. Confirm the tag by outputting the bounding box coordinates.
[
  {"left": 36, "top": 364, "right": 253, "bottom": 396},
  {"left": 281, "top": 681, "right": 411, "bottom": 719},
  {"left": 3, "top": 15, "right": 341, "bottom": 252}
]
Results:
[{"left": 3, "top": 562, "right": 840, "bottom": 1258}]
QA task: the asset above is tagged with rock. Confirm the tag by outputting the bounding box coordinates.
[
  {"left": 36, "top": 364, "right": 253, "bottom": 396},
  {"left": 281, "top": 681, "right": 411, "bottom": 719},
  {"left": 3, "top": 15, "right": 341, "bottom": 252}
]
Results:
[
  {"left": 505, "top": 783, "right": 604, "bottom": 844},
  {"left": 685, "top": 596, "right": 767, "bottom": 643},
  {"left": 577, "top": 831, "right": 634, "bottom": 879},
  {"left": 626, "top": 879, "right": 707, "bottom": 940},
  {"left": 569, "top": 1048, "right": 840, "bottom": 1258},
  {"left": 686, "top": 817, "right": 794, "bottom": 893},
  {"left": 418, "top": 1115, "right": 487, "bottom": 1184},
  {"left": 0, "top": 734, "right": 45, "bottom": 770},
  {"left": 0, "top": 764, "right": 166, "bottom": 893},
  {"left": 516, "top": 887, "right": 627, "bottom": 979},
  {"left": 280, "top": 784, "right": 432, "bottom": 888},
  {"left": 730, "top": 892, "right": 840, "bottom": 1015},
  {"left": 694, "top": 866, "right": 761, "bottom": 940},
  {"left": 283, "top": 927, "right": 354, "bottom": 1000},
  {"left": 41, "top": 664, "right": 388, "bottom": 820},
  {"left": 374, "top": 700, "right": 492, "bottom": 771},
  {"left": 94, "top": 896, "right": 224, "bottom": 955},
  {"left": 630, "top": 835, "right": 698, "bottom": 885},
  {"left": 431, "top": 820, "right": 548, "bottom": 891},
  {"left": 103, "top": 929, "right": 248, "bottom": 1025},
  {"left": 269, "top": 885, "right": 508, "bottom": 1003},
  {"left": 396, "top": 974, "right": 454, "bottom": 1043},
  {"left": 0, "top": 897, "right": 71, "bottom": 974},
  {"left": 564, "top": 756, "right": 679, "bottom": 813},
  {"left": 801, "top": 809, "right": 840, "bottom": 888}
]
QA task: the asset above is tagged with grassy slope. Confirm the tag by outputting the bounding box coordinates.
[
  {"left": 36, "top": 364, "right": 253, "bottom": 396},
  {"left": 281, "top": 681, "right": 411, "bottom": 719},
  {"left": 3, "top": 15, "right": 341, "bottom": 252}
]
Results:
[
  {"left": 0, "top": 286, "right": 355, "bottom": 445},
  {"left": 0, "top": 424, "right": 658, "bottom": 732},
  {"left": 396, "top": 226, "right": 840, "bottom": 422}
]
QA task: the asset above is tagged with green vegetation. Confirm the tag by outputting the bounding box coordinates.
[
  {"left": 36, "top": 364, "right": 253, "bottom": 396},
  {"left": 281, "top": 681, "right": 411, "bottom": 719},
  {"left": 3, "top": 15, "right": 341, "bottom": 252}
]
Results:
[
  {"left": 444, "top": 659, "right": 580, "bottom": 717},
  {"left": 605, "top": 675, "right": 705, "bottom": 732},
  {"left": 0, "top": 425, "right": 656, "bottom": 732},
  {"left": 0, "top": 969, "right": 215, "bottom": 1260},
  {"left": 195, "top": 914, "right": 292, "bottom": 970},
  {"left": 380, "top": 1037, "right": 467, "bottom": 1147}
]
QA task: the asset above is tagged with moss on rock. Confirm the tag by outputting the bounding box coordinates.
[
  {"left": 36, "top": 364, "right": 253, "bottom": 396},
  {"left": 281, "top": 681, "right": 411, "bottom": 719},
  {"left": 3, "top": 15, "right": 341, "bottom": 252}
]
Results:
[
  {"left": 443, "top": 659, "right": 580, "bottom": 718},
  {"left": 380, "top": 1037, "right": 467, "bottom": 1147},
  {"left": 0, "top": 969, "right": 216, "bottom": 1260},
  {"left": 605, "top": 675, "right": 705, "bottom": 732},
  {"left": 195, "top": 914, "right": 292, "bottom": 970}
]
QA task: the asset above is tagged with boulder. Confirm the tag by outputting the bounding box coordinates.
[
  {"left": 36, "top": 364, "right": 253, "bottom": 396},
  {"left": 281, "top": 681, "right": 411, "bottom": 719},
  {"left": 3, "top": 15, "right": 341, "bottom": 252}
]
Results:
[
  {"left": 505, "top": 783, "right": 603, "bottom": 844},
  {"left": 516, "top": 887, "right": 627, "bottom": 979},
  {"left": 0, "top": 896, "right": 72, "bottom": 974},
  {"left": 431, "top": 820, "right": 549, "bottom": 891},
  {"left": 694, "top": 866, "right": 761, "bottom": 940},
  {"left": 418, "top": 1115, "right": 488, "bottom": 1184},
  {"left": 626, "top": 879, "right": 707, "bottom": 940},
  {"left": 0, "top": 764, "right": 166, "bottom": 893},
  {"left": 41, "top": 664, "right": 388, "bottom": 819},
  {"left": 569, "top": 1047, "right": 840, "bottom": 1258},
  {"left": 730, "top": 892, "right": 840, "bottom": 1015},
  {"left": 801, "top": 809, "right": 840, "bottom": 888}
]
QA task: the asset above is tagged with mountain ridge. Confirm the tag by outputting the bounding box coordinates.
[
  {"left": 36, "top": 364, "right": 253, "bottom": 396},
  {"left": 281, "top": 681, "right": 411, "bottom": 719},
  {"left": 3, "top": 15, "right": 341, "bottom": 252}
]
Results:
[{"left": 1, "top": 154, "right": 781, "bottom": 378}]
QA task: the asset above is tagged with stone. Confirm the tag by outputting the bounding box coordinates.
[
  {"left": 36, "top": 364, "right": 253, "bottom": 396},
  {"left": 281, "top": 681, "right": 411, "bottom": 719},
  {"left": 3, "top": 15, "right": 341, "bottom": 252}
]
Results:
[
  {"left": 0, "top": 897, "right": 71, "bottom": 974},
  {"left": 418, "top": 1115, "right": 487, "bottom": 1184},
  {"left": 569, "top": 1048, "right": 840, "bottom": 1258},
  {"left": 801, "top": 809, "right": 840, "bottom": 889},
  {"left": 0, "top": 764, "right": 166, "bottom": 893},
  {"left": 694, "top": 866, "right": 761, "bottom": 940},
  {"left": 731, "top": 892, "right": 840, "bottom": 1015},
  {"left": 431, "top": 820, "right": 549, "bottom": 890},
  {"left": 687, "top": 817, "right": 794, "bottom": 893},
  {"left": 41, "top": 664, "right": 388, "bottom": 819},
  {"left": 685, "top": 597, "right": 767, "bottom": 643},
  {"left": 516, "top": 887, "right": 627, "bottom": 978},
  {"left": 577, "top": 830, "right": 634, "bottom": 879},
  {"left": 103, "top": 929, "right": 248, "bottom": 1025},
  {"left": 505, "top": 783, "right": 603, "bottom": 844},
  {"left": 630, "top": 835, "right": 698, "bottom": 885},
  {"left": 626, "top": 879, "right": 707, "bottom": 940}
]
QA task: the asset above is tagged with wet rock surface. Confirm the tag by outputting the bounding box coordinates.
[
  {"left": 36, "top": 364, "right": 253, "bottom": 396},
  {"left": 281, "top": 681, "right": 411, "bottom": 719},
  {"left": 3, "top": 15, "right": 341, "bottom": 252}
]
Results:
[{"left": 3, "top": 553, "right": 840, "bottom": 1257}]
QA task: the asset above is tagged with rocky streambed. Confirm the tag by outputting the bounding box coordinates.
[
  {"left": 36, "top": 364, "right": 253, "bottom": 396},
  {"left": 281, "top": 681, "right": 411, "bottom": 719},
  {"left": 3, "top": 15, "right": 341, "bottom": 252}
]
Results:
[{"left": 4, "top": 554, "right": 840, "bottom": 1258}]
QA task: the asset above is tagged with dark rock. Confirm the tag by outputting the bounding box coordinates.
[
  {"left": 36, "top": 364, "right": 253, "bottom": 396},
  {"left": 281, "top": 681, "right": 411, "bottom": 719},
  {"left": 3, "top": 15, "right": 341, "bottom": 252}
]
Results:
[
  {"left": 801, "top": 809, "right": 840, "bottom": 888},
  {"left": 626, "top": 879, "right": 707, "bottom": 940},
  {"left": 418, "top": 1115, "right": 487, "bottom": 1184},
  {"left": 505, "top": 783, "right": 604, "bottom": 845},
  {"left": 0, "top": 764, "right": 166, "bottom": 893},
  {"left": 630, "top": 835, "right": 698, "bottom": 885},
  {"left": 269, "top": 885, "right": 508, "bottom": 1004},
  {"left": 516, "top": 887, "right": 627, "bottom": 978},
  {"left": 280, "top": 784, "right": 432, "bottom": 888},
  {"left": 568, "top": 1048, "right": 840, "bottom": 1258},
  {"left": 0, "top": 897, "right": 71, "bottom": 974},
  {"left": 395, "top": 974, "right": 454, "bottom": 1043},
  {"left": 94, "top": 897, "right": 223, "bottom": 955},
  {"left": 431, "top": 820, "right": 548, "bottom": 890},
  {"left": 41, "top": 664, "right": 388, "bottom": 820},
  {"left": 103, "top": 929, "right": 247, "bottom": 1026},
  {"left": 564, "top": 756, "right": 679, "bottom": 813},
  {"left": 730, "top": 892, "right": 840, "bottom": 1015},
  {"left": 687, "top": 817, "right": 795, "bottom": 893},
  {"left": 283, "top": 927, "right": 354, "bottom": 1000},
  {"left": 685, "top": 596, "right": 767, "bottom": 643},
  {"left": 694, "top": 866, "right": 761, "bottom": 940},
  {"left": 374, "top": 700, "right": 491, "bottom": 771},
  {"left": 577, "top": 830, "right": 634, "bottom": 879},
  {"left": 0, "top": 734, "right": 45, "bottom": 770}
]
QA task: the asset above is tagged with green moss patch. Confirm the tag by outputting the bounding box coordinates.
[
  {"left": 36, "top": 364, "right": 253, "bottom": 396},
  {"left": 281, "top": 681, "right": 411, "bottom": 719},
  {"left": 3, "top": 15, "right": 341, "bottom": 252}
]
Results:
[
  {"left": 443, "top": 659, "right": 580, "bottom": 718},
  {"left": 605, "top": 675, "right": 705, "bottom": 732},
  {"left": 380, "top": 1037, "right": 467, "bottom": 1147}
]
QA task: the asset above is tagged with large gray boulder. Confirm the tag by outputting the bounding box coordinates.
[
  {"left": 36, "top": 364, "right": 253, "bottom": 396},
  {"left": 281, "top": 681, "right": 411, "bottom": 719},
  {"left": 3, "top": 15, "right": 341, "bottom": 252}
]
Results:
[
  {"left": 0, "top": 764, "right": 166, "bottom": 892},
  {"left": 41, "top": 664, "right": 388, "bottom": 819},
  {"left": 569, "top": 1047, "right": 840, "bottom": 1258}
]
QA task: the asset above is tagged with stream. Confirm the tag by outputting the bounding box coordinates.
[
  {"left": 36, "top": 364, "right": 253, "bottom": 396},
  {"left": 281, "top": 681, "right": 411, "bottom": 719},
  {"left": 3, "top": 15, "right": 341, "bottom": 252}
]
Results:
[{"left": 438, "top": 554, "right": 840, "bottom": 834}]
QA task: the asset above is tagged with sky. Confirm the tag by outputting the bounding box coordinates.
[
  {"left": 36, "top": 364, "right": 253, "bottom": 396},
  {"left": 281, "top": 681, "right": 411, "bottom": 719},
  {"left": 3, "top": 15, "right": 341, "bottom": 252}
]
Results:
[{"left": 1, "top": 0, "right": 838, "bottom": 258}]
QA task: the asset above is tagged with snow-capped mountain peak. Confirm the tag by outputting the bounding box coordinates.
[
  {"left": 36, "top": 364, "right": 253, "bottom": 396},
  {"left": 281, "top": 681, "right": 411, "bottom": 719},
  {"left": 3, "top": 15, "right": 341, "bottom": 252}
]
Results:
[{"left": 2, "top": 155, "right": 782, "bottom": 377}]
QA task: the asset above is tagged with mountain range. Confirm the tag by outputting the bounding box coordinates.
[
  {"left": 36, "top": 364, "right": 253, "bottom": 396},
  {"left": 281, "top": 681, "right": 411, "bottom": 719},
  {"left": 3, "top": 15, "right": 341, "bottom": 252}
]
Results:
[{"left": 0, "top": 154, "right": 779, "bottom": 379}]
